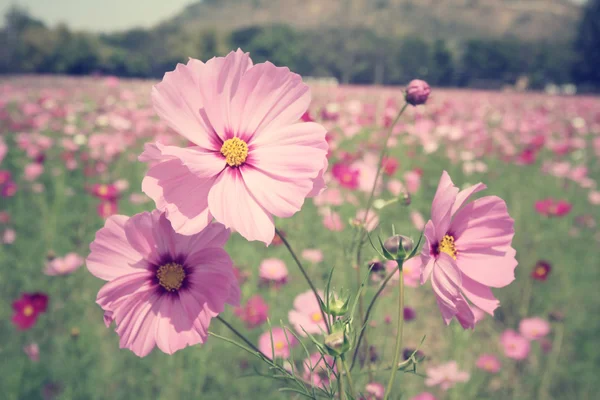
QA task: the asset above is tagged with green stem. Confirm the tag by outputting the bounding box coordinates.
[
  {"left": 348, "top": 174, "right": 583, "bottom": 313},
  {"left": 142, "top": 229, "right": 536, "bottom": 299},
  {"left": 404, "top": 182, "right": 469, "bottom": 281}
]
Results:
[
  {"left": 276, "top": 227, "right": 330, "bottom": 333},
  {"left": 538, "top": 322, "right": 565, "bottom": 399},
  {"left": 216, "top": 315, "right": 266, "bottom": 358},
  {"left": 341, "top": 355, "right": 357, "bottom": 399},
  {"left": 384, "top": 266, "right": 405, "bottom": 400},
  {"left": 351, "top": 263, "right": 400, "bottom": 370},
  {"left": 337, "top": 358, "right": 344, "bottom": 400}
]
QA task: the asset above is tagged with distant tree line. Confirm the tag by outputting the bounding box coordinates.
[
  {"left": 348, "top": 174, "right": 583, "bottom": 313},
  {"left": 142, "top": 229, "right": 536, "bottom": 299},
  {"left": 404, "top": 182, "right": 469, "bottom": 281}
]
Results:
[{"left": 0, "top": 2, "right": 598, "bottom": 90}]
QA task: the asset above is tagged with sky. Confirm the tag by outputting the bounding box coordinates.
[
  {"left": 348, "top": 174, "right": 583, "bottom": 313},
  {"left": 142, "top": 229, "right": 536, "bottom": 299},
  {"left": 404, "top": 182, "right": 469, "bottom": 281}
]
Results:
[
  {"left": 0, "top": 0, "right": 197, "bottom": 32},
  {"left": 0, "top": 0, "right": 588, "bottom": 33}
]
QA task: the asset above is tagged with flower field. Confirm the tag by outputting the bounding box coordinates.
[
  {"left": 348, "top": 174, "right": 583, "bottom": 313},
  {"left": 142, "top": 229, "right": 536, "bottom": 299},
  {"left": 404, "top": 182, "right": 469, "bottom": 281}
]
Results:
[{"left": 1, "top": 69, "right": 599, "bottom": 400}]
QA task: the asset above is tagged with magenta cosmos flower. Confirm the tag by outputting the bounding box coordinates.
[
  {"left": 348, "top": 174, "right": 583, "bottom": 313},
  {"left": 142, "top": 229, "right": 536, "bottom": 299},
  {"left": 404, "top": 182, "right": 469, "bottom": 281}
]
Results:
[
  {"left": 141, "top": 49, "right": 328, "bottom": 245},
  {"left": 420, "top": 171, "right": 517, "bottom": 329},
  {"left": 86, "top": 210, "right": 240, "bottom": 357}
]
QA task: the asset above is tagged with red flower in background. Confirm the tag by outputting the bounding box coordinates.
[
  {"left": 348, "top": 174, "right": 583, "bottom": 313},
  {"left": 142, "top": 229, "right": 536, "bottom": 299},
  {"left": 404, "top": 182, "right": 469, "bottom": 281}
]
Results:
[
  {"left": 89, "top": 183, "right": 119, "bottom": 201},
  {"left": 382, "top": 156, "right": 399, "bottom": 176},
  {"left": 535, "top": 198, "right": 572, "bottom": 217},
  {"left": 12, "top": 292, "right": 49, "bottom": 330},
  {"left": 531, "top": 260, "right": 551, "bottom": 281},
  {"left": 235, "top": 295, "right": 269, "bottom": 329}
]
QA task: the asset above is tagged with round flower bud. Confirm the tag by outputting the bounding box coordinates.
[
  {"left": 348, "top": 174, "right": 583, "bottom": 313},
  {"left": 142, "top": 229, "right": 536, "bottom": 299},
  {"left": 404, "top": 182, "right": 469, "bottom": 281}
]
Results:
[
  {"left": 383, "top": 235, "right": 414, "bottom": 260},
  {"left": 405, "top": 79, "right": 431, "bottom": 106}
]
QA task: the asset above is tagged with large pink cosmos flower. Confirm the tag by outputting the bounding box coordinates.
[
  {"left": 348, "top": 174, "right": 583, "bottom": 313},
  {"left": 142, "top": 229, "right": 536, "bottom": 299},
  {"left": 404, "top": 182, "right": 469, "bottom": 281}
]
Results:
[
  {"left": 86, "top": 210, "right": 240, "bottom": 357},
  {"left": 141, "top": 49, "right": 328, "bottom": 244},
  {"left": 420, "top": 171, "right": 517, "bottom": 329}
]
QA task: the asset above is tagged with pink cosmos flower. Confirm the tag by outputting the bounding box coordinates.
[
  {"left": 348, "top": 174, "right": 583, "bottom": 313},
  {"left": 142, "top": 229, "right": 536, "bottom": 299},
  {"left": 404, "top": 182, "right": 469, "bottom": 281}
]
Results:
[
  {"left": 0, "top": 137, "right": 6, "bottom": 165},
  {"left": 535, "top": 198, "right": 572, "bottom": 217},
  {"left": 588, "top": 191, "right": 600, "bottom": 205},
  {"left": 321, "top": 209, "right": 344, "bottom": 231},
  {"left": 519, "top": 317, "right": 551, "bottom": 340},
  {"left": 410, "top": 393, "right": 437, "bottom": 400},
  {"left": 289, "top": 290, "right": 327, "bottom": 336},
  {"left": 302, "top": 249, "right": 324, "bottom": 264},
  {"left": 2, "top": 228, "right": 16, "bottom": 244},
  {"left": 86, "top": 210, "right": 240, "bottom": 357},
  {"left": 404, "top": 170, "right": 421, "bottom": 194},
  {"left": 402, "top": 257, "right": 421, "bottom": 288},
  {"left": 44, "top": 253, "right": 84, "bottom": 276},
  {"left": 24, "top": 343, "right": 40, "bottom": 362},
  {"left": 24, "top": 163, "right": 44, "bottom": 181},
  {"left": 410, "top": 210, "right": 426, "bottom": 231},
  {"left": 425, "top": 361, "right": 470, "bottom": 390},
  {"left": 235, "top": 295, "right": 269, "bottom": 329},
  {"left": 420, "top": 171, "right": 517, "bottom": 329},
  {"left": 258, "top": 327, "right": 297, "bottom": 359},
  {"left": 332, "top": 163, "right": 360, "bottom": 189},
  {"left": 141, "top": 49, "right": 328, "bottom": 245},
  {"left": 476, "top": 354, "right": 501, "bottom": 373},
  {"left": 500, "top": 330, "right": 530, "bottom": 360},
  {"left": 355, "top": 209, "right": 379, "bottom": 232},
  {"left": 303, "top": 352, "right": 336, "bottom": 388},
  {"left": 259, "top": 258, "right": 288, "bottom": 284},
  {"left": 365, "top": 382, "right": 385, "bottom": 400}
]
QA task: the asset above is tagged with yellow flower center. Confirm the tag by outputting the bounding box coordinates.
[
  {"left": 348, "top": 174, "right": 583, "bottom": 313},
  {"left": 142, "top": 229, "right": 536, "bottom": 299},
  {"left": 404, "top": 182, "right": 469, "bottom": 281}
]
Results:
[
  {"left": 156, "top": 262, "right": 186, "bottom": 292},
  {"left": 535, "top": 266, "right": 546, "bottom": 276},
  {"left": 98, "top": 185, "right": 108, "bottom": 196},
  {"left": 23, "top": 305, "right": 34, "bottom": 317},
  {"left": 220, "top": 137, "right": 248, "bottom": 167},
  {"left": 311, "top": 312, "right": 323, "bottom": 323},
  {"left": 438, "top": 234, "right": 457, "bottom": 260},
  {"left": 484, "top": 360, "right": 495, "bottom": 370},
  {"left": 274, "top": 341, "right": 285, "bottom": 350}
]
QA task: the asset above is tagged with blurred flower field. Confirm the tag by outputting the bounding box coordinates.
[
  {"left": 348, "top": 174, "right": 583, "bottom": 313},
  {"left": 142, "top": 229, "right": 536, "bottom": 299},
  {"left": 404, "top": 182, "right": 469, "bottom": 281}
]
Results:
[{"left": 1, "top": 74, "right": 599, "bottom": 399}]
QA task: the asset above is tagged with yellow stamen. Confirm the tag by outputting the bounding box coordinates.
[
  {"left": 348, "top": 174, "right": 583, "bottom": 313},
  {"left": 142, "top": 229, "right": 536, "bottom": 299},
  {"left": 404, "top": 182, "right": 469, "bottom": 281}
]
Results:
[
  {"left": 535, "top": 266, "right": 546, "bottom": 276},
  {"left": 311, "top": 312, "right": 322, "bottom": 323},
  {"left": 157, "top": 262, "right": 186, "bottom": 291},
  {"left": 23, "top": 305, "right": 34, "bottom": 317},
  {"left": 220, "top": 137, "right": 248, "bottom": 167},
  {"left": 98, "top": 185, "right": 108, "bottom": 196},
  {"left": 274, "top": 341, "right": 285, "bottom": 350},
  {"left": 439, "top": 234, "right": 457, "bottom": 260}
]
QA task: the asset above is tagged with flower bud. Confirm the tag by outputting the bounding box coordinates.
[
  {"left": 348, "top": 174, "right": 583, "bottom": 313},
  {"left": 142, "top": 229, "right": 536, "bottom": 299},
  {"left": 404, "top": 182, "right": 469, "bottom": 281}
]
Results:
[
  {"left": 324, "top": 292, "right": 349, "bottom": 317},
  {"left": 383, "top": 235, "right": 414, "bottom": 261},
  {"left": 324, "top": 325, "right": 351, "bottom": 356},
  {"left": 405, "top": 79, "right": 431, "bottom": 106}
]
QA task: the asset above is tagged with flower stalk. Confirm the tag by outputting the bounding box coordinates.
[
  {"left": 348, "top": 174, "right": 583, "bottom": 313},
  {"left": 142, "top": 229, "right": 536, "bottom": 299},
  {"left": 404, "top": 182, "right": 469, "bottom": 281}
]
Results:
[{"left": 384, "top": 264, "right": 405, "bottom": 400}]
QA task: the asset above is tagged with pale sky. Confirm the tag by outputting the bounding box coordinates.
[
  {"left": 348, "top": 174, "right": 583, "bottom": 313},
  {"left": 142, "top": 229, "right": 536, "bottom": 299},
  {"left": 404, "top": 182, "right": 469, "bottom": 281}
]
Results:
[
  {"left": 0, "top": 0, "right": 588, "bottom": 33},
  {"left": 0, "top": 0, "right": 197, "bottom": 32}
]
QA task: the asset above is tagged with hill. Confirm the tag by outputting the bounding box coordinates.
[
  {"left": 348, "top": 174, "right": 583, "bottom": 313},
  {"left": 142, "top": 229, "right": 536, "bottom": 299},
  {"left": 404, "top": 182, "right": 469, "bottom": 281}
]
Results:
[{"left": 168, "top": 0, "right": 581, "bottom": 41}]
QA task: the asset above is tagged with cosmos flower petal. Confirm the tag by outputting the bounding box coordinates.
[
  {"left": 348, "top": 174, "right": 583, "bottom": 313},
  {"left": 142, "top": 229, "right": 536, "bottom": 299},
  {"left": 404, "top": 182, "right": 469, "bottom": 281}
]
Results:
[
  {"left": 461, "top": 274, "right": 500, "bottom": 316},
  {"left": 431, "top": 171, "right": 459, "bottom": 239},
  {"left": 458, "top": 247, "right": 517, "bottom": 288},
  {"left": 87, "top": 215, "right": 144, "bottom": 281},
  {"left": 453, "top": 196, "right": 514, "bottom": 249},
  {"left": 230, "top": 61, "right": 310, "bottom": 141},
  {"left": 151, "top": 59, "right": 221, "bottom": 150},
  {"left": 451, "top": 182, "right": 487, "bottom": 215},
  {"left": 208, "top": 168, "right": 274, "bottom": 244},
  {"left": 155, "top": 295, "right": 205, "bottom": 355}
]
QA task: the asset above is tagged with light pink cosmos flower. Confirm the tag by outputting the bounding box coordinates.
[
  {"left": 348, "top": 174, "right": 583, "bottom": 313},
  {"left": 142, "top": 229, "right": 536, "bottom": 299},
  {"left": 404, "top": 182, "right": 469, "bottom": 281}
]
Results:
[
  {"left": 410, "top": 392, "right": 437, "bottom": 400},
  {"left": 420, "top": 171, "right": 517, "bottom": 329},
  {"left": 519, "top": 317, "right": 551, "bottom": 341},
  {"left": 410, "top": 210, "right": 426, "bottom": 231},
  {"left": 0, "top": 137, "right": 6, "bottom": 165},
  {"left": 476, "top": 354, "right": 501, "bottom": 373},
  {"left": 141, "top": 49, "right": 328, "bottom": 245},
  {"left": 235, "top": 294, "right": 269, "bottom": 329},
  {"left": 500, "top": 330, "right": 530, "bottom": 360},
  {"left": 2, "top": 228, "right": 16, "bottom": 244},
  {"left": 23, "top": 343, "right": 40, "bottom": 362},
  {"left": 258, "top": 327, "right": 297, "bottom": 359},
  {"left": 365, "top": 382, "right": 385, "bottom": 399},
  {"left": 321, "top": 209, "right": 344, "bottom": 231},
  {"left": 425, "top": 361, "right": 470, "bottom": 390},
  {"left": 44, "top": 253, "right": 84, "bottom": 276},
  {"left": 355, "top": 209, "right": 379, "bottom": 232},
  {"left": 24, "top": 163, "right": 44, "bottom": 181},
  {"left": 259, "top": 258, "right": 288, "bottom": 284},
  {"left": 303, "top": 352, "right": 336, "bottom": 388},
  {"left": 289, "top": 290, "right": 327, "bottom": 336},
  {"left": 86, "top": 210, "right": 240, "bottom": 357},
  {"left": 302, "top": 249, "right": 324, "bottom": 264}
]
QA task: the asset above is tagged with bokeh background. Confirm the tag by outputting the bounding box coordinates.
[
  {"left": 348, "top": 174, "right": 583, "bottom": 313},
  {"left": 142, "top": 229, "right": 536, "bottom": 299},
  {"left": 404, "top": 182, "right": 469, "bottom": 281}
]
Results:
[{"left": 0, "top": 1, "right": 599, "bottom": 399}]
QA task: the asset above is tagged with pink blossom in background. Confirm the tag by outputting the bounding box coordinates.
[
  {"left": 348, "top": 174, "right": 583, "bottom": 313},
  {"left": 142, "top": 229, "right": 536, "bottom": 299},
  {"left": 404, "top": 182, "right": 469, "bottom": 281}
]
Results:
[
  {"left": 0, "top": 138, "right": 6, "bottom": 165},
  {"left": 259, "top": 258, "right": 288, "bottom": 284},
  {"left": 519, "top": 317, "right": 551, "bottom": 340},
  {"left": 382, "top": 156, "right": 399, "bottom": 176},
  {"left": 410, "top": 210, "right": 426, "bottom": 231},
  {"left": 303, "top": 352, "right": 336, "bottom": 388},
  {"left": 476, "top": 354, "right": 502, "bottom": 373},
  {"left": 420, "top": 171, "right": 517, "bottom": 329},
  {"left": 129, "top": 193, "right": 150, "bottom": 205},
  {"left": 535, "top": 198, "right": 572, "bottom": 217},
  {"left": 44, "top": 253, "right": 84, "bottom": 276},
  {"left": 141, "top": 49, "right": 328, "bottom": 245},
  {"left": 321, "top": 209, "right": 344, "bottom": 231},
  {"left": 2, "top": 228, "right": 16, "bottom": 244},
  {"left": 113, "top": 179, "right": 130, "bottom": 192},
  {"left": 86, "top": 211, "right": 240, "bottom": 357},
  {"left": 500, "top": 330, "right": 531, "bottom": 360},
  {"left": 289, "top": 290, "right": 327, "bottom": 336},
  {"left": 23, "top": 343, "right": 40, "bottom": 362},
  {"left": 90, "top": 183, "right": 119, "bottom": 201},
  {"left": 235, "top": 295, "right": 269, "bottom": 329},
  {"left": 332, "top": 162, "right": 360, "bottom": 189},
  {"left": 425, "top": 361, "right": 470, "bottom": 390},
  {"left": 588, "top": 191, "right": 600, "bottom": 205},
  {"left": 364, "top": 382, "right": 385, "bottom": 399},
  {"left": 387, "top": 179, "right": 406, "bottom": 197},
  {"left": 410, "top": 393, "right": 437, "bottom": 400},
  {"left": 97, "top": 201, "right": 118, "bottom": 219},
  {"left": 313, "top": 188, "right": 345, "bottom": 207},
  {"left": 401, "top": 257, "right": 421, "bottom": 288},
  {"left": 24, "top": 163, "right": 44, "bottom": 181},
  {"left": 355, "top": 209, "right": 379, "bottom": 232},
  {"left": 258, "top": 327, "right": 297, "bottom": 359},
  {"left": 301, "top": 249, "right": 323, "bottom": 264},
  {"left": 404, "top": 170, "right": 421, "bottom": 194}
]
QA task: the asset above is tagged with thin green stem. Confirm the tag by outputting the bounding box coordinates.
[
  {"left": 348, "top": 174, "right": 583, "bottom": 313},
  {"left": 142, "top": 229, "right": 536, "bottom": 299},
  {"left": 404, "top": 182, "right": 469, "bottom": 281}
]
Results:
[
  {"left": 216, "top": 315, "right": 266, "bottom": 358},
  {"left": 337, "top": 358, "right": 344, "bottom": 400},
  {"left": 538, "top": 322, "right": 565, "bottom": 399},
  {"left": 351, "top": 263, "right": 400, "bottom": 370},
  {"left": 276, "top": 227, "right": 330, "bottom": 333},
  {"left": 341, "top": 355, "right": 357, "bottom": 399},
  {"left": 383, "top": 267, "right": 405, "bottom": 400}
]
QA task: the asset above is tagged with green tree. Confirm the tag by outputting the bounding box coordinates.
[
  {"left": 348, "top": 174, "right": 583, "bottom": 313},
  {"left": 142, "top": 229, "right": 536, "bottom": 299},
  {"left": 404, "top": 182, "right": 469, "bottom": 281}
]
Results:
[{"left": 573, "top": 0, "right": 600, "bottom": 87}]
